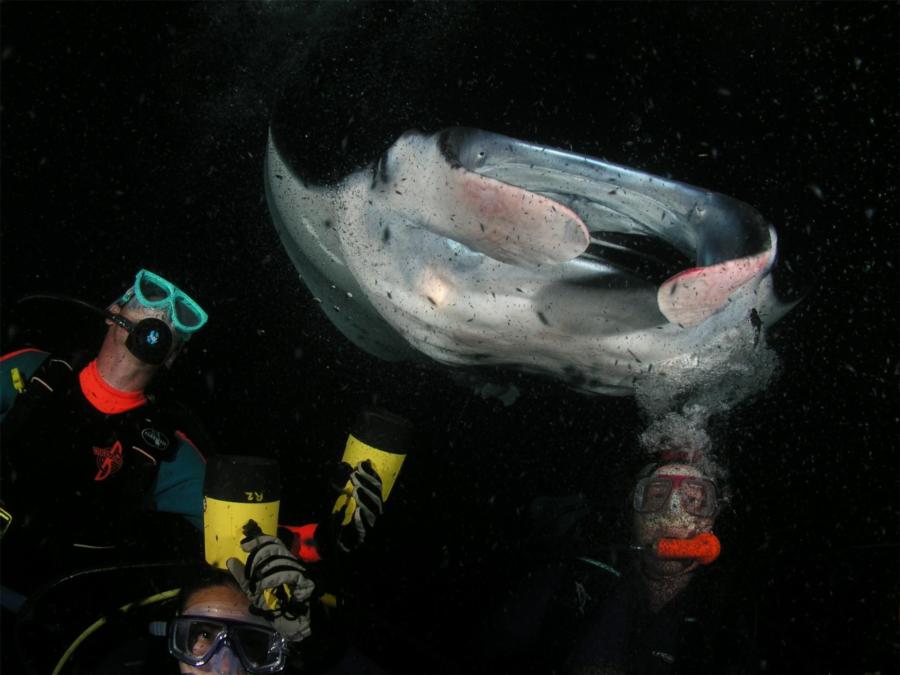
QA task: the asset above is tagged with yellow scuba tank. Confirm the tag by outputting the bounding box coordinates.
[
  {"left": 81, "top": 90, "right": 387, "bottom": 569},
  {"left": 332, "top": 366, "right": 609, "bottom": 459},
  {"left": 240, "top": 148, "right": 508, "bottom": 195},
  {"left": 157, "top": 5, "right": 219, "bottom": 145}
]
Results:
[
  {"left": 203, "top": 455, "right": 281, "bottom": 570},
  {"left": 333, "top": 406, "right": 414, "bottom": 524}
]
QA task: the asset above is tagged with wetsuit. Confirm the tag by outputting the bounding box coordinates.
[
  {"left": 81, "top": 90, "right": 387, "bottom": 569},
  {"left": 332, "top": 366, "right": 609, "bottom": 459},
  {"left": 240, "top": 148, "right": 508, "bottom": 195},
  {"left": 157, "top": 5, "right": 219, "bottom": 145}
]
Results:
[
  {"left": 566, "top": 567, "right": 758, "bottom": 674},
  {"left": 0, "top": 348, "right": 206, "bottom": 592}
]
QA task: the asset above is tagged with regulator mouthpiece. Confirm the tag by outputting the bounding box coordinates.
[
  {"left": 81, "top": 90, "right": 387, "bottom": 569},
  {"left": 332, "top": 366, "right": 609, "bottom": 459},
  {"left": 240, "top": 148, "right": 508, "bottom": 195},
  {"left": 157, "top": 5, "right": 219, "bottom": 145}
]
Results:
[{"left": 655, "top": 532, "right": 721, "bottom": 565}]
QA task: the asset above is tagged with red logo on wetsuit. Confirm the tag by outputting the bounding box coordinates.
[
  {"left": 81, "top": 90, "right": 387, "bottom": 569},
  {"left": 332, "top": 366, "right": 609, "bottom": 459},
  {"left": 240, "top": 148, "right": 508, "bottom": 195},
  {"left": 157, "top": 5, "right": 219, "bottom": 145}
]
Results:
[{"left": 93, "top": 441, "right": 124, "bottom": 481}]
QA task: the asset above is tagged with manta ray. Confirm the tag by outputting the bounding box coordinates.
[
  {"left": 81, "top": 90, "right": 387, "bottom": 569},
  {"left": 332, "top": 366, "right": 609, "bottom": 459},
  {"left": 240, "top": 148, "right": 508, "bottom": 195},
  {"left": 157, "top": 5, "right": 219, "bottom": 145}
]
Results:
[{"left": 263, "top": 3, "right": 793, "bottom": 397}]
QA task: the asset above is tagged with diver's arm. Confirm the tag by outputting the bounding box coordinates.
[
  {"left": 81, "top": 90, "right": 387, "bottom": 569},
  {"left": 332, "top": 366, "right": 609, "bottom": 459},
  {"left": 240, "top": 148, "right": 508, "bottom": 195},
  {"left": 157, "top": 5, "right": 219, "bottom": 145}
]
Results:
[
  {"left": 0, "top": 349, "right": 52, "bottom": 420},
  {"left": 151, "top": 431, "right": 205, "bottom": 528},
  {"left": 0, "top": 350, "right": 70, "bottom": 440}
]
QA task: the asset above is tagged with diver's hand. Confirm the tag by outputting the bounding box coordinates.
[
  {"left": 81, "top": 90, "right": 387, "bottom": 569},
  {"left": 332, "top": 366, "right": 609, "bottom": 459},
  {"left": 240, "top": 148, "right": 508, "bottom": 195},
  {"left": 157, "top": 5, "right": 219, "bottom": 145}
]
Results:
[
  {"left": 227, "top": 535, "right": 315, "bottom": 642},
  {"left": 333, "top": 460, "right": 384, "bottom": 553}
]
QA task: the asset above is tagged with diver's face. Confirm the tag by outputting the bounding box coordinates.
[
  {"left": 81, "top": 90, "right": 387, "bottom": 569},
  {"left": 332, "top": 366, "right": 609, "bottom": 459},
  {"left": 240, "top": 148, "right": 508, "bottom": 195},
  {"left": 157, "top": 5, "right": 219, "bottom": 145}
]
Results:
[
  {"left": 177, "top": 584, "right": 254, "bottom": 675},
  {"left": 632, "top": 464, "right": 717, "bottom": 577}
]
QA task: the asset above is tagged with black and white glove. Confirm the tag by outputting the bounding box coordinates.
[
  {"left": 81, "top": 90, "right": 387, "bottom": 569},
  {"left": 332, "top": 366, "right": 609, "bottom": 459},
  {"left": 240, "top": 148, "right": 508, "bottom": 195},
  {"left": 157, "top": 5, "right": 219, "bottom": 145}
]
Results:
[
  {"left": 332, "top": 460, "right": 384, "bottom": 553},
  {"left": 227, "top": 535, "right": 316, "bottom": 643}
]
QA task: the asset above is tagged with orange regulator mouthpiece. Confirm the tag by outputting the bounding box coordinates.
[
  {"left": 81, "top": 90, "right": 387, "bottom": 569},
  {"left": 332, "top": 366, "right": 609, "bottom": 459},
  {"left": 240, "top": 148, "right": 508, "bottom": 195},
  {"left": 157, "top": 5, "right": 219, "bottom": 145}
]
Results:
[{"left": 656, "top": 532, "right": 721, "bottom": 565}]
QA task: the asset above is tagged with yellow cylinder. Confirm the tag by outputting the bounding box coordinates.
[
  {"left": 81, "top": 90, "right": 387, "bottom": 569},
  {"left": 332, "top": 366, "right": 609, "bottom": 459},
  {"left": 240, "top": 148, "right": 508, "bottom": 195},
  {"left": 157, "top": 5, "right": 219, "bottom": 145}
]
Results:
[
  {"left": 203, "top": 455, "right": 280, "bottom": 570},
  {"left": 333, "top": 407, "right": 414, "bottom": 525}
]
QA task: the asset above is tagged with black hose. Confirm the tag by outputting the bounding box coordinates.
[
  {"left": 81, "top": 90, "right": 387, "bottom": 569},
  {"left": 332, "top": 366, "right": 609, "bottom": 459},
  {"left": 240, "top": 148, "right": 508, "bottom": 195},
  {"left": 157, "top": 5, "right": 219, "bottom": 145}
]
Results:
[{"left": 16, "top": 293, "right": 109, "bottom": 319}]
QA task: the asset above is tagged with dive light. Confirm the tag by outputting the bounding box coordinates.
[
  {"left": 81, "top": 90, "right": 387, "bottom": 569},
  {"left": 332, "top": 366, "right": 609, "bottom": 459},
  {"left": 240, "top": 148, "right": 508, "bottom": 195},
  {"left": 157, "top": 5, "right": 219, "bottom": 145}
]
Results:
[
  {"left": 203, "top": 455, "right": 281, "bottom": 570},
  {"left": 333, "top": 406, "right": 414, "bottom": 522}
]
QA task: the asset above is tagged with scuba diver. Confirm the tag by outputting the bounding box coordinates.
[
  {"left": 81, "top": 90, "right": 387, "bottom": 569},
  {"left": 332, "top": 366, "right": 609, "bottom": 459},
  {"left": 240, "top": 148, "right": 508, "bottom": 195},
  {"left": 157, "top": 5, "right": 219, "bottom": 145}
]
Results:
[
  {"left": 81, "top": 559, "right": 312, "bottom": 675},
  {"left": 565, "top": 448, "right": 757, "bottom": 675},
  {"left": 0, "top": 269, "right": 388, "bottom": 572},
  {"left": 161, "top": 527, "right": 381, "bottom": 675},
  {"left": 477, "top": 436, "right": 756, "bottom": 675},
  {"left": 0, "top": 268, "right": 214, "bottom": 671},
  {"left": 1, "top": 270, "right": 409, "bottom": 673},
  {"left": 0, "top": 269, "right": 211, "bottom": 584},
  {"left": 168, "top": 566, "right": 290, "bottom": 675},
  {"left": 162, "top": 552, "right": 314, "bottom": 675}
]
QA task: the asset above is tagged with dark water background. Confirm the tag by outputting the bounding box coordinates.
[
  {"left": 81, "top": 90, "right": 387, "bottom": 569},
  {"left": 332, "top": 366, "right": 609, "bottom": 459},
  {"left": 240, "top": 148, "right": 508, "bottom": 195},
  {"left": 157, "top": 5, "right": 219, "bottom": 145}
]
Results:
[{"left": 1, "top": 2, "right": 897, "bottom": 673}]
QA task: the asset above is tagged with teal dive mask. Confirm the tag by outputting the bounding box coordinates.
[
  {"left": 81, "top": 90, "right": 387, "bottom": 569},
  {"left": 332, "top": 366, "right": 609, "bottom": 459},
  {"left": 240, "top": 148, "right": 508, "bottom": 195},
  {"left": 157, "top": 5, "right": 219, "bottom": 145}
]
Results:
[{"left": 119, "top": 269, "right": 208, "bottom": 335}]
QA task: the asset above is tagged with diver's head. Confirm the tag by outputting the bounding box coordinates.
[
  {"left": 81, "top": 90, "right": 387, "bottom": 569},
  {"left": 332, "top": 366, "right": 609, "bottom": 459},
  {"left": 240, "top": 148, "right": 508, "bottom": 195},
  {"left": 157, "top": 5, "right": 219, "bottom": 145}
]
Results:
[
  {"left": 630, "top": 450, "right": 724, "bottom": 578},
  {"left": 101, "top": 269, "right": 208, "bottom": 373},
  {"left": 629, "top": 406, "right": 730, "bottom": 577},
  {"left": 170, "top": 567, "right": 286, "bottom": 675}
]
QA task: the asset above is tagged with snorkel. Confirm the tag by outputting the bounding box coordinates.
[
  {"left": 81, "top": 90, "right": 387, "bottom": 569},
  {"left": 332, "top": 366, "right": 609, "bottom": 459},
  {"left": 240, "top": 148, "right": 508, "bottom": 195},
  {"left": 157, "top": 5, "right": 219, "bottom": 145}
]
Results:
[{"left": 633, "top": 532, "right": 722, "bottom": 565}]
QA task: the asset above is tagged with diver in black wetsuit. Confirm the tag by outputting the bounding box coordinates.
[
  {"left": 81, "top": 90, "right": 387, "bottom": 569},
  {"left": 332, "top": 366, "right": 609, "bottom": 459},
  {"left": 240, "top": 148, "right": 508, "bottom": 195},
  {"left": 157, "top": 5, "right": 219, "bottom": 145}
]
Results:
[
  {"left": 0, "top": 270, "right": 210, "bottom": 590},
  {"left": 478, "top": 439, "right": 756, "bottom": 675},
  {"left": 566, "top": 449, "right": 756, "bottom": 675},
  {"left": 0, "top": 269, "right": 214, "bottom": 672}
]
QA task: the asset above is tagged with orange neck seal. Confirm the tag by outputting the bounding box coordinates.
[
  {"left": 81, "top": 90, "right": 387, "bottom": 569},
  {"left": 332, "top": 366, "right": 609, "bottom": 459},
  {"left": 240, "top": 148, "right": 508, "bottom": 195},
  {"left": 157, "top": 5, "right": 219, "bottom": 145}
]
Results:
[{"left": 79, "top": 359, "right": 147, "bottom": 414}]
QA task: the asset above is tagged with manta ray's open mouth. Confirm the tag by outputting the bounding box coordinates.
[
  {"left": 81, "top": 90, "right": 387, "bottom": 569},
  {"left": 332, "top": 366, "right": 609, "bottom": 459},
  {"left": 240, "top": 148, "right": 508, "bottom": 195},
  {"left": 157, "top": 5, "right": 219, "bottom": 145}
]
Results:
[
  {"left": 439, "top": 127, "right": 772, "bottom": 277},
  {"left": 266, "top": 124, "right": 789, "bottom": 396}
]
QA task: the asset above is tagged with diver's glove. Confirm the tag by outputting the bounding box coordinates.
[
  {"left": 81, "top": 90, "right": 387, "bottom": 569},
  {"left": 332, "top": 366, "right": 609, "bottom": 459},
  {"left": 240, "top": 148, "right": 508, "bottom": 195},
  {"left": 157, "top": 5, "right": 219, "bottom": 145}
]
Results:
[
  {"left": 227, "top": 535, "right": 315, "bottom": 643},
  {"left": 310, "top": 460, "right": 384, "bottom": 559},
  {"left": 331, "top": 460, "right": 384, "bottom": 553}
]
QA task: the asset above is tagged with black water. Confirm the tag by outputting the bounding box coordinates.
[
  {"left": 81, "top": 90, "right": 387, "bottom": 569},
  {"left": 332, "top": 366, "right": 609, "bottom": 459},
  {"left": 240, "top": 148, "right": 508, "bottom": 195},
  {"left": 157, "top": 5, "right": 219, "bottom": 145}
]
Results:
[{"left": 1, "top": 3, "right": 897, "bottom": 673}]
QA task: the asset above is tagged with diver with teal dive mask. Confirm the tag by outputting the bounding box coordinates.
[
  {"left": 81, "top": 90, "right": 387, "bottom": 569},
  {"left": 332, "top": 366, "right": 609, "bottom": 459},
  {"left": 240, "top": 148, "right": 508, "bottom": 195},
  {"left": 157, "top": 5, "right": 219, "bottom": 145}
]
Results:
[{"left": 0, "top": 269, "right": 211, "bottom": 646}]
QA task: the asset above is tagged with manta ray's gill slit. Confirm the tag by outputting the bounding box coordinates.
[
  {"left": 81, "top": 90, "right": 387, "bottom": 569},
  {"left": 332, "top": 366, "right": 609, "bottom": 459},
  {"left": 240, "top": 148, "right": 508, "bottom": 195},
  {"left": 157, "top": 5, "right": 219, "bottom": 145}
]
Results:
[
  {"left": 583, "top": 235, "right": 690, "bottom": 286},
  {"left": 590, "top": 231, "right": 691, "bottom": 264},
  {"left": 371, "top": 150, "right": 393, "bottom": 189},
  {"left": 557, "top": 192, "right": 684, "bottom": 242}
]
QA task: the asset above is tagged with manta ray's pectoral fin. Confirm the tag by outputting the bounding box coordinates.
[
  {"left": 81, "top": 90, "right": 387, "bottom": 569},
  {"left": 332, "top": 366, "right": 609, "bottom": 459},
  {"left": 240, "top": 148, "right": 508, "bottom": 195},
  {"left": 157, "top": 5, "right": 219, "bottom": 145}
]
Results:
[
  {"left": 656, "top": 248, "right": 773, "bottom": 327},
  {"left": 378, "top": 132, "right": 590, "bottom": 268}
]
